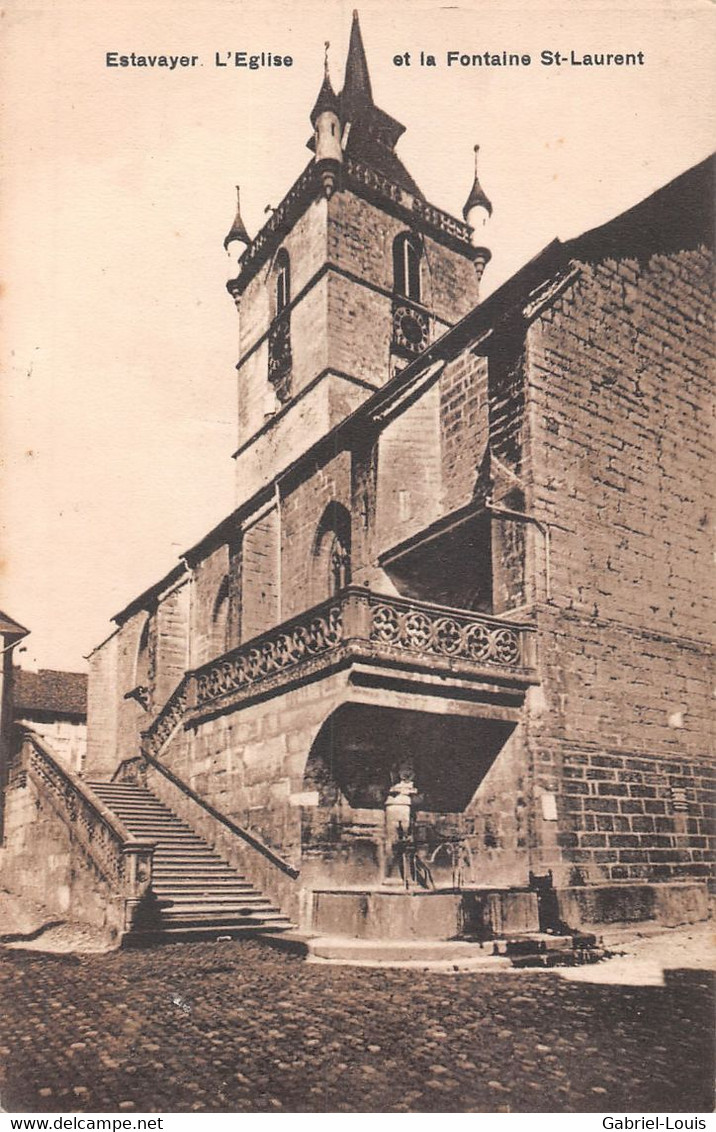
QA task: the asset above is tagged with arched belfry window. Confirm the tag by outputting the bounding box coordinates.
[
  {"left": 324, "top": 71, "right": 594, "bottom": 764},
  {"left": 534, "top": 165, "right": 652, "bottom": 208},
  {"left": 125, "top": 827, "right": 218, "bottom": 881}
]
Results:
[
  {"left": 275, "top": 249, "right": 291, "bottom": 315},
  {"left": 268, "top": 249, "right": 292, "bottom": 402},
  {"left": 393, "top": 233, "right": 421, "bottom": 303},
  {"left": 392, "top": 233, "right": 430, "bottom": 357},
  {"left": 313, "top": 502, "right": 352, "bottom": 602}
]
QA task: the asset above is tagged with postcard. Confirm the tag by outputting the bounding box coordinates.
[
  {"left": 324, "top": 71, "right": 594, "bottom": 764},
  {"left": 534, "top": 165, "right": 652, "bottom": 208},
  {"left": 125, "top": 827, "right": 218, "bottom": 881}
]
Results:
[{"left": 0, "top": 0, "right": 714, "bottom": 1118}]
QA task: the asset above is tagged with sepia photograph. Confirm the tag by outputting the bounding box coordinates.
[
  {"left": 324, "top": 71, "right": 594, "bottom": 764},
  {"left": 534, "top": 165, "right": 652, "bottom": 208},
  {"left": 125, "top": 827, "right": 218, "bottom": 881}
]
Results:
[{"left": 0, "top": 0, "right": 714, "bottom": 1117}]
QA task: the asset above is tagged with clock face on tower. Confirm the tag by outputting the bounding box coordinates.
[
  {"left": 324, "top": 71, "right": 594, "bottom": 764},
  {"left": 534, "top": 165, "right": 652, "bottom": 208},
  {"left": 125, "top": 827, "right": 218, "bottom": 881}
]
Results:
[{"left": 392, "top": 304, "right": 430, "bottom": 356}]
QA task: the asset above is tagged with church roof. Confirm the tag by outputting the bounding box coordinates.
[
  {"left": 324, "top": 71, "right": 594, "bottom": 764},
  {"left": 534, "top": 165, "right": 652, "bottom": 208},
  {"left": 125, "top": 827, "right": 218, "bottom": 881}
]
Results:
[
  {"left": 0, "top": 610, "right": 29, "bottom": 639},
  {"left": 337, "top": 11, "right": 424, "bottom": 199},
  {"left": 341, "top": 10, "right": 373, "bottom": 117}
]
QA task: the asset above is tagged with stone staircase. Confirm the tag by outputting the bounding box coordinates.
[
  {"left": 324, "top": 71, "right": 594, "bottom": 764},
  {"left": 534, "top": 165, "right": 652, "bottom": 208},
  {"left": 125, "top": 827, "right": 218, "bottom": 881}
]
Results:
[{"left": 88, "top": 781, "right": 293, "bottom": 943}]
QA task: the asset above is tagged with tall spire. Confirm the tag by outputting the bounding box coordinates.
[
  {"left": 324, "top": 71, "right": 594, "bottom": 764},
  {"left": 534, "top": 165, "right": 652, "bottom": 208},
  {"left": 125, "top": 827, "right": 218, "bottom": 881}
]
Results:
[
  {"left": 341, "top": 10, "right": 373, "bottom": 118},
  {"left": 223, "top": 185, "right": 250, "bottom": 252},
  {"left": 336, "top": 11, "right": 423, "bottom": 198}
]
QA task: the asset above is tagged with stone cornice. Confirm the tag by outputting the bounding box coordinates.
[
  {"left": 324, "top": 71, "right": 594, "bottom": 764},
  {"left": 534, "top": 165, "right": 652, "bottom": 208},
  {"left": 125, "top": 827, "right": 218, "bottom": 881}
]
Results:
[{"left": 227, "top": 158, "right": 485, "bottom": 299}]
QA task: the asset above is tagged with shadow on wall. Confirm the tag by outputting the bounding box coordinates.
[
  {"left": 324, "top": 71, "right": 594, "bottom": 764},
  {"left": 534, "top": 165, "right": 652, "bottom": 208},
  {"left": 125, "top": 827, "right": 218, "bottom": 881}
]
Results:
[{"left": 299, "top": 702, "right": 516, "bottom": 887}]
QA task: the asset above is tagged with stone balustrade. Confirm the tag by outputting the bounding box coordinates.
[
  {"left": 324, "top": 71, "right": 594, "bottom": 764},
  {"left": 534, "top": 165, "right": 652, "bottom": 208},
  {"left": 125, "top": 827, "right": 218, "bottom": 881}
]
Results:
[
  {"left": 22, "top": 729, "right": 155, "bottom": 925},
  {"left": 143, "top": 678, "right": 191, "bottom": 758},
  {"left": 187, "top": 588, "right": 535, "bottom": 717}
]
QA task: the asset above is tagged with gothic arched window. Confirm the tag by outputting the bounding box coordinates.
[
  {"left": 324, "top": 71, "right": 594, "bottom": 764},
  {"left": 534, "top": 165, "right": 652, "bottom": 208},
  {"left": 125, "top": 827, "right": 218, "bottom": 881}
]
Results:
[
  {"left": 313, "top": 502, "right": 352, "bottom": 601},
  {"left": 269, "top": 249, "right": 292, "bottom": 402},
  {"left": 393, "top": 233, "right": 421, "bottom": 303},
  {"left": 275, "top": 249, "right": 291, "bottom": 315}
]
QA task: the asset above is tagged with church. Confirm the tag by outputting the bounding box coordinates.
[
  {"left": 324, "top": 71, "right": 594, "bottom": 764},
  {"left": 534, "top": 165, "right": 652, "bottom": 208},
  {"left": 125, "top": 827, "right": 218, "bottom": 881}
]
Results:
[{"left": 2, "top": 13, "right": 712, "bottom": 950}]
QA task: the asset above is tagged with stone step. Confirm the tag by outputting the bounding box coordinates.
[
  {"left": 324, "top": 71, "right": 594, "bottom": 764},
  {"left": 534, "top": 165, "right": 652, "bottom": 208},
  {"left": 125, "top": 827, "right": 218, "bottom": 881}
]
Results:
[
  {"left": 152, "top": 867, "right": 242, "bottom": 878},
  {"left": 154, "top": 886, "right": 254, "bottom": 896},
  {"left": 125, "top": 824, "right": 195, "bottom": 834},
  {"left": 494, "top": 932, "right": 599, "bottom": 956},
  {"left": 119, "top": 823, "right": 202, "bottom": 832},
  {"left": 158, "top": 901, "right": 272, "bottom": 912},
  {"left": 306, "top": 936, "right": 514, "bottom": 968},
  {"left": 159, "top": 912, "right": 289, "bottom": 928},
  {"left": 124, "top": 922, "right": 292, "bottom": 946},
  {"left": 159, "top": 902, "right": 275, "bottom": 917},
  {"left": 151, "top": 863, "right": 242, "bottom": 873},
  {"left": 128, "top": 834, "right": 202, "bottom": 842},
  {"left": 153, "top": 878, "right": 250, "bottom": 888},
  {"left": 95, "top": 778, "right": 293, "bottom": 943},
  {"left": 157, "top": 898, "right": 264, "bottom": 908}
]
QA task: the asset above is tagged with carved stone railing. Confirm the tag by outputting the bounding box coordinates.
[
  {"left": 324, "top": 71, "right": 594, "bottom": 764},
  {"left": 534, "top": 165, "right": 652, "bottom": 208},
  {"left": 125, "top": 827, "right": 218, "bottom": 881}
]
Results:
[
  {"left": 194, "top": 597, "right": 343, "bottom": 709},
  {"left": 228, "top": 163, "right": 318, "bottom": 295},
  {"left": 367, "top": 592, "right": 525, "bottom": 667},
  {"left": 344, "top": 158, "right": 474, "bottom": 246},
  {"left": 21, "top": 729, "right": 155, "bottom": 928},
  {"left": 139, "top": 590, "right": 533, "bottom": 746},
  {"left": 191, "top": 588, "right": 534, "bottom": 715},
  {"left": 143, "top": 674, "right": 192, "bottom": 759}
]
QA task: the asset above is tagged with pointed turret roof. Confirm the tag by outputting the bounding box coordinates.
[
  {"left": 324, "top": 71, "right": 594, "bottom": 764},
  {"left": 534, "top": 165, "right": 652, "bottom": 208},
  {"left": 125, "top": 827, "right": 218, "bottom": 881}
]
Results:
[
  {"left": 311, "top": 43, "right": 340, "bottom": 125},
  {"left": 223, "top": 185, "right": 250, "bottom": 251},
  {"left": 337, "top": 11, "right": 423, "bottom": 198},
  {"left": 463, "top": 145, "right": 493, "bottom": 219}
]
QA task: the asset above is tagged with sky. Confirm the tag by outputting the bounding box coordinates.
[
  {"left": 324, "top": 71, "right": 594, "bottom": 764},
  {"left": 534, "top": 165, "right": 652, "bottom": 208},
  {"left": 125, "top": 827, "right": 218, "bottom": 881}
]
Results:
[{"left": 1, "top": 0, "right": 714, "bottom": 672}]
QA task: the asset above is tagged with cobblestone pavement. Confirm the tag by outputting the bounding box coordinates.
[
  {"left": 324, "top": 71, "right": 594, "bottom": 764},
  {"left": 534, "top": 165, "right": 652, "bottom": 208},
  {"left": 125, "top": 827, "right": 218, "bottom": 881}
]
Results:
[{"left": 0, "top": 940, "right": 713, "bottom": 1113}]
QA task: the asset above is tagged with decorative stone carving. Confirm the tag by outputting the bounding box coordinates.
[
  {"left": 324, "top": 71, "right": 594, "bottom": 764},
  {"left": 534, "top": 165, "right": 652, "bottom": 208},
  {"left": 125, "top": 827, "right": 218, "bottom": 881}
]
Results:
[
  {"left": 369, "top": 597, "right": 521, "bottom": 666},
  {"left": 144, "top": 681, "right": 189, "bottom": 757},
  {"left": 153, "top": 590, "right": 528, "bottom": 726},
  {"left": 195, "top": 603, "right": 342, "bottom": 707}
]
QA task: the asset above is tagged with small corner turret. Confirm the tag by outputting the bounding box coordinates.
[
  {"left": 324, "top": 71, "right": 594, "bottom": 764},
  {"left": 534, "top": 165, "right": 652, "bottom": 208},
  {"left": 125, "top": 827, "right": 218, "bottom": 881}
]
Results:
[
  {"left": 311, "top": 43, "right": 342, "bottom": 199},
  {"left": 463, "top": 145, "right": 492, "bottom": 280},
  {"left": 223, "top": 185, "right": 251, "bottom": 259}
]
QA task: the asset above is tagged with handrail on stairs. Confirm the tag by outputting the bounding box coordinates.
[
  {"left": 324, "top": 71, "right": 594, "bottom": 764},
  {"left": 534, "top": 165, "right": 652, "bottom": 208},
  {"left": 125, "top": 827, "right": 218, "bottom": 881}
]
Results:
[
  {"left": 17, "top": 727, "right": 156, "bottom": 910},
  {"left": 136, "top": 745, "right": 300, "bottom": 880}
]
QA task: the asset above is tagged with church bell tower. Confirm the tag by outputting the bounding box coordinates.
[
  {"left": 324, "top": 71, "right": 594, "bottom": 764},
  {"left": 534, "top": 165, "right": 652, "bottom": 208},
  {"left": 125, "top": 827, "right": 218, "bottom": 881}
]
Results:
[{"left": 224, "top": 11, "right": 491, "bottom": 507}]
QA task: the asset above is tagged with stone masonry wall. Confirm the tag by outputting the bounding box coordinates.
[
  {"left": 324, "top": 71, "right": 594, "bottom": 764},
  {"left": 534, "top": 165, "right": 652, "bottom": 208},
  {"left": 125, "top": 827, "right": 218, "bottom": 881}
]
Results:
[
  {"left": 190, "top": 544, "right": 231, "bottom": 669},
  {"left": 153, "top": 583, "right": 190, "bottom": 706},
  {"left": 280, "top": 450, "right": 353, "bottom": 617},
  {"left": 241, "top": 508, "right": 280, "bottom": 642},
  {"left": 150, "top": 669, "right": 355, "bottom": 926},
  {"left": 1, "top": 744, "right": 125, "bottom": 939},
  {"left": 327, "top": 191, "right": 479, "bottom": 326},
  {"left": 373, "top": 383, "right": 443, "bottom": 560},
  {"left": 235, "top": 198, "right": 329, "bottom": 446},
  {"left": 439, "top": 351, "right": 490, "bottom": 511},
  {"left": 86, "top": 634, "right": 120, "bottom": 778},
  {"left": 525, "top": 248, "right": 714, "bottom": 886}
]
